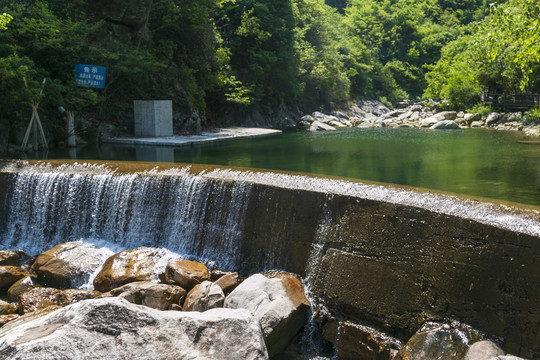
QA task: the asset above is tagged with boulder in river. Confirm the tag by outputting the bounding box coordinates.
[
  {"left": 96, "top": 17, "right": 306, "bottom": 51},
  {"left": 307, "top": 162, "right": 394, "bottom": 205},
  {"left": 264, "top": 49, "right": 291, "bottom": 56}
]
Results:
[
  {"left": 430, "top": 120, "right": 460, "bottom": 130},
  {"left": 0, "top": 297, "right": 269, "bottom": 360},
  {"left": 31, "top": 242, "right": 113, "bottom": 289},
  {"left": 7, "top": 276, "right": 40, "bottom": 302},
  {"left": 94, "top": 247, "right": 174, "bottom": 292},
  {"left": 224, "top": 272, "right": 310, "bottom": 357},
  {"left": 182, "top": 280, "right": 225, "bottom": 312},
  {"left": 163, "top": 259, "right": 210, "bottom": 291},
  {"left": 0, "top": 252, "right": 20, "bottom": 266},
  {"left": 0, "top": 266, "right": 29, "bottom": 289},
  {"left": 108, "top": 281, "right": 186, "bottom": 310}
]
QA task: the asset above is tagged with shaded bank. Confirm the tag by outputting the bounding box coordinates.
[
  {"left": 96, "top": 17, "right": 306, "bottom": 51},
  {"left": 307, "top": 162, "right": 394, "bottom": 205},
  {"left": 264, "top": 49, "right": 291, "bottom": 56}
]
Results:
[{"left": 0, "top": 160, "right": 539, "bottom": 358}]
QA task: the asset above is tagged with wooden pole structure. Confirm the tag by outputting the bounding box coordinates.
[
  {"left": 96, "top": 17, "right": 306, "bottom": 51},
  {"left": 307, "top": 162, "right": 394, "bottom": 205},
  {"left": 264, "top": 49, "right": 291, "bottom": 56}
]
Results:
[
  {"left": 21, "top": 78, "right": 48, "bottom": 151},
  {"left": 66, "top": 111, "right": 76, "bottom": 147}
]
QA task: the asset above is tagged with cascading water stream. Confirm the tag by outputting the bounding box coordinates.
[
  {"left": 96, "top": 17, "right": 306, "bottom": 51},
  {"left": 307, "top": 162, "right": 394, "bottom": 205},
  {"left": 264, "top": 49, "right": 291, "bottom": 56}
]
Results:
[{"left": 1, "top": 164, "right": 253, "bottom": 272}]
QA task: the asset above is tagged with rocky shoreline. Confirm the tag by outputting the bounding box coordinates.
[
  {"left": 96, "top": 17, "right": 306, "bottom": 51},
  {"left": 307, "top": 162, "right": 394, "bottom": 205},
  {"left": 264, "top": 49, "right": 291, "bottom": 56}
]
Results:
[
  {"left": 296, "top": 100, "right": 540, "bottom": 137},
  {"left": 0, "top": 242, "right": 529, "bottom": 359}
]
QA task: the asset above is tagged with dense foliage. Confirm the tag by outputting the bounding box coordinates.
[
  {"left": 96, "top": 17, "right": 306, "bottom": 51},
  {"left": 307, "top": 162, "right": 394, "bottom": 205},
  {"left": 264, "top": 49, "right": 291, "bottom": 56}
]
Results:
[
  {"left": 425, "top": 0, "right": 540, "bottom": 109},
  {"left": 1, "top": 0, "right": 536, "bottom": 144}
]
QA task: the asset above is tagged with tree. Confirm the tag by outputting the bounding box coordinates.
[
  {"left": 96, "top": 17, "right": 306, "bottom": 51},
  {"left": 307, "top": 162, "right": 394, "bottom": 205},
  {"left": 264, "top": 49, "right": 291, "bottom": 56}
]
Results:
[{"left": 0, "top": 12, "right": 11, "bottom": 30}]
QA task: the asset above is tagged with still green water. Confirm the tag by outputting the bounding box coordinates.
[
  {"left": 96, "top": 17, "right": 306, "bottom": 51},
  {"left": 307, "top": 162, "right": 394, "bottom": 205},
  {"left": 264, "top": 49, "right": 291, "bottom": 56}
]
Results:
[{"left": 19, "top": 128, "right": 540, "bottom": 206}]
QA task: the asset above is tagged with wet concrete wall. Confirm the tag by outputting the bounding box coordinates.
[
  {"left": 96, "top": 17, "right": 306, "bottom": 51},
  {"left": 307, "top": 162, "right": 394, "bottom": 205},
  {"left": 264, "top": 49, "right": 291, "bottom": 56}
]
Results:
[{"left": 0, "top": 160, "right": 538, "bottom": 358}]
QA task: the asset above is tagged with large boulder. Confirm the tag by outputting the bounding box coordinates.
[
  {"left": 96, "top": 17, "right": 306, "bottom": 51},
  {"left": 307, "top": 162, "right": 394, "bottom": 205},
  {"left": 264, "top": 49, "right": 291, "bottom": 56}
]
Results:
[
  {"left": 94, "top": 247, "right": 174, "bottom": 292},
  {"left": 224, "top": 272, "right": 310, "bottom": 357},
  {"left": 430, "top": 120, "right": 460, "bottom": 130},
  {"left": 419, "top": 117, "right": 439, "bottom": 128},
  {"left": 183, "top": 280, "right": 225, "bottom": 312},
  {"left": 309, "top": 120, "right": 336, "bottom": 132},
  {"left": 0, "top": 297, "right": 269, "bottom": 360},
  {"left": 31, "top": 242, "right": 113, "bottom": 289},
  {"left": 394, "top": 321, "right": 485, "bottom": 360},
  {"left": 0, "top": 266, "right": 29, "bottom": 289},
  {"left": 433, "top": 111, "right": 458, "bottom": 121},
  {"left": 163, "top": 259, "right": 210, "bottom": 291},
  {"left": 108, "top": 281, "right": 186, "bottom": 310}
]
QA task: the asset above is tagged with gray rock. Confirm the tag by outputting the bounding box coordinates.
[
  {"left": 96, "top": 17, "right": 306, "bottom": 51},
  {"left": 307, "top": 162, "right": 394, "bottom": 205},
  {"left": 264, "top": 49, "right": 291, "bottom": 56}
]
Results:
[
  {"left": 108, "top": 281, "right": 186, "bottom": 310},
  {"left": 420, "top": 117, "right": 439, "bottom": 127},
  {"left": 224, "top": 272, "right": 310, "bottom": 357},
  {"left": 309, "top": 121, "right": 336, "bottom": 132},
  {"left": 394, "top": 321, "right": 485, "bottom": 360},
  {"left": 300, "top": 115, "right": 315, "bottom": 124},
  {"left": 493, "top": 356, "right": 527, "bottom": 360},
  {"left": 356, "top": 100, "right": 390, "bottom": 117},
  {"left": 471, "top": 120, "right": 484, "bottom": 128},
  {"left": 0, "top": 297, "right": 269, "bottom": 360},
  {"left": 430, "top": 120, "right": 460, "bottom": 130},
  {"left": 312, "top": 112, "right": 340, "bottom": 124},
  {"left": 433, "top": 111, "right": 458, "bottom": 121},
  {"left": 464, "top": 341, "right": 504, "bottom": 360},
  {"left": 183, "top": 280, "right": 225, "bottom": 311},
  {"left": 486, "top": 113, "right": 503, "bottom": 127}
]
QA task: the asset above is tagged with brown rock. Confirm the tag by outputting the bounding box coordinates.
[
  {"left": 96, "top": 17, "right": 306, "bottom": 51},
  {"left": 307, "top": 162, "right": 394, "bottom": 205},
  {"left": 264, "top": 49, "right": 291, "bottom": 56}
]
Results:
[
  {"left": 0, "top": 300, "right": 18, "bottom": 315},
  {"left": 210, "top": 269, "right": 233, "bottom": 281},
  {"left": 109, "top": 281, "right": 186, "bottom": 310},
  {"left": 19, "top": 287, "right": 69, "bottom": 314},
  {"left": 0, "top": 266, "right": 29, "bottom": 289},
  {"left": 323, "top": 319, "right": 401, "bottom": 360},
  {"left": 63, "top": 289, "right": 101, "bottom": 304},
  {"left": 31, "top": 242, "right": 112, "bottom": 289},
  {"left": 93, "top": 248, "right": 167, "bottom": 292},
  {"left": 214, "top": 272, "right": 239, "bottom": 294},
  {"left": 7, "top": 276, "right": 41, "bottom": 302},
  {"left": 0, "top": 251, "right": 20, "bottom": 266},
  {"left": 0, "top": 314, "right": 19, "bottom": 326},
  {"left": 182, "top": 281, "right": 225, "bottom": 312},
  {"left": 163, "top": 260, "right": 209, "bottom": 290}
]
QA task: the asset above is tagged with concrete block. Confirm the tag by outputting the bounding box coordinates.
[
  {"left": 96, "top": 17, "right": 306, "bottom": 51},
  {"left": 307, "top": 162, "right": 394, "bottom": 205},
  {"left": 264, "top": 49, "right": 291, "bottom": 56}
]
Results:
[{"left": 134, "top": 100, "right": 173, "bottom": 137}]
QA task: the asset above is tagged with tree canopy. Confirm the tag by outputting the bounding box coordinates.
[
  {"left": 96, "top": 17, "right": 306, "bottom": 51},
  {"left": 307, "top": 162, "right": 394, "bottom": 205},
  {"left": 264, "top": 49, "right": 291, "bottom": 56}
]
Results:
[
  {"left": 0, "top": 0, "right": 535, "bottom": 142},
  {"left": 425, "top": 0, "right": 540, "bottom": 109}
]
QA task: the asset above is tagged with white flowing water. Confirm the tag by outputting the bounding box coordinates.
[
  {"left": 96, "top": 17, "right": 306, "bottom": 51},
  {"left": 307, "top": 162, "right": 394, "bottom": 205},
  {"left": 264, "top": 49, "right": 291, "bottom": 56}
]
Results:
[{"left": 1, "top": 164, "right": 252, "bottom": 272}]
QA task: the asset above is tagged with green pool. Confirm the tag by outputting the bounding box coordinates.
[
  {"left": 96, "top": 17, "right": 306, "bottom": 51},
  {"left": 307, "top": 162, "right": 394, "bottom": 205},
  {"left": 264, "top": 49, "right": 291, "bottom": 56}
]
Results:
[{"left": 15, "top": 127, "right": 540, "bottom": 206}]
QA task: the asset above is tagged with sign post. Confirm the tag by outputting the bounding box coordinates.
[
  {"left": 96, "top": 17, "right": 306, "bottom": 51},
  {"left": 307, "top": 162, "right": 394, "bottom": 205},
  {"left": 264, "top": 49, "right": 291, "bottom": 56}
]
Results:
[{"left": 75, "top": 64, "right": 106, "bottom": 89}]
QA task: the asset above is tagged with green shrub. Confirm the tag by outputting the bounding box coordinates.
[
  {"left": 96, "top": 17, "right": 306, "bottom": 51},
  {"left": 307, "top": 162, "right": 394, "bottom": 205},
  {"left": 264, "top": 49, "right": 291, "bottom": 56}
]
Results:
[{"left": 466, "top": 103, "right": 493, "bottom": 116}]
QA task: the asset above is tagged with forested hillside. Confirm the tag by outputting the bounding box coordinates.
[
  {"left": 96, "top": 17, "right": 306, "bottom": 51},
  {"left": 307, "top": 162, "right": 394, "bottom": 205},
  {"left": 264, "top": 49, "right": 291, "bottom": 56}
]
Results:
[{"left": 0, "top": 0, "right": 537, "bottom": 143}]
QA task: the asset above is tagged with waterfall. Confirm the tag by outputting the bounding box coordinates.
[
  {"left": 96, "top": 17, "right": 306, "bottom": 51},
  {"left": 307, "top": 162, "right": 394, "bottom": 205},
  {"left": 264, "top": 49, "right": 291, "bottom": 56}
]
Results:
[{"left": 1, "top": 164, "right": 252, "bottom": 271}]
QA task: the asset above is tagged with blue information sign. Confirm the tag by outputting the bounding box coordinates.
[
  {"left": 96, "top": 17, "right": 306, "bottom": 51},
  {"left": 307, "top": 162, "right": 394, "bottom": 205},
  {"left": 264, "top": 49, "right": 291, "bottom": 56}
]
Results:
[{"left": 75, "top": 64, "right": 106, "bottom": 89}]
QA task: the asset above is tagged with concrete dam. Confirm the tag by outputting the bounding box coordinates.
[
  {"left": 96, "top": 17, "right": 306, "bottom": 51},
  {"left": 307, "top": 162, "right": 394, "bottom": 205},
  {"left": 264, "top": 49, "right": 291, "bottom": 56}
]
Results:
[{"left": 0, "top": 160, "right": 539, "bottom": 358}]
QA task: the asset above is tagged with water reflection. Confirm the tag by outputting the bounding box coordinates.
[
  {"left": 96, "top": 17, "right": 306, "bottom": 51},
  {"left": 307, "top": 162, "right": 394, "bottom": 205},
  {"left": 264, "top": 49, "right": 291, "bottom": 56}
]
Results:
[{"left": 11, "top": 128, "right": 540, "bottom": 206}]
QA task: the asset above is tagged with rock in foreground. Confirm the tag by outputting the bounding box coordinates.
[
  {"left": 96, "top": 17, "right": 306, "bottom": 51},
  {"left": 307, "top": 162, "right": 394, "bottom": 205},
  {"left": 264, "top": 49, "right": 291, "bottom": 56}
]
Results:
[
  {"left": 225, "top": 272, "right": 310, "bottom": 357},
  {"left": 0, "top": 297, "right": 268, "bottom": 360}
]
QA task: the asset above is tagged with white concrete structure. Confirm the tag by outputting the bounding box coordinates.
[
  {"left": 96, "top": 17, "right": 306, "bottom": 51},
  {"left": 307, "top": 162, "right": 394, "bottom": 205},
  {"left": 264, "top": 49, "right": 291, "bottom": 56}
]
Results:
[{"left": 134, "top": 100, "right": 173, "bottom": 137}]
